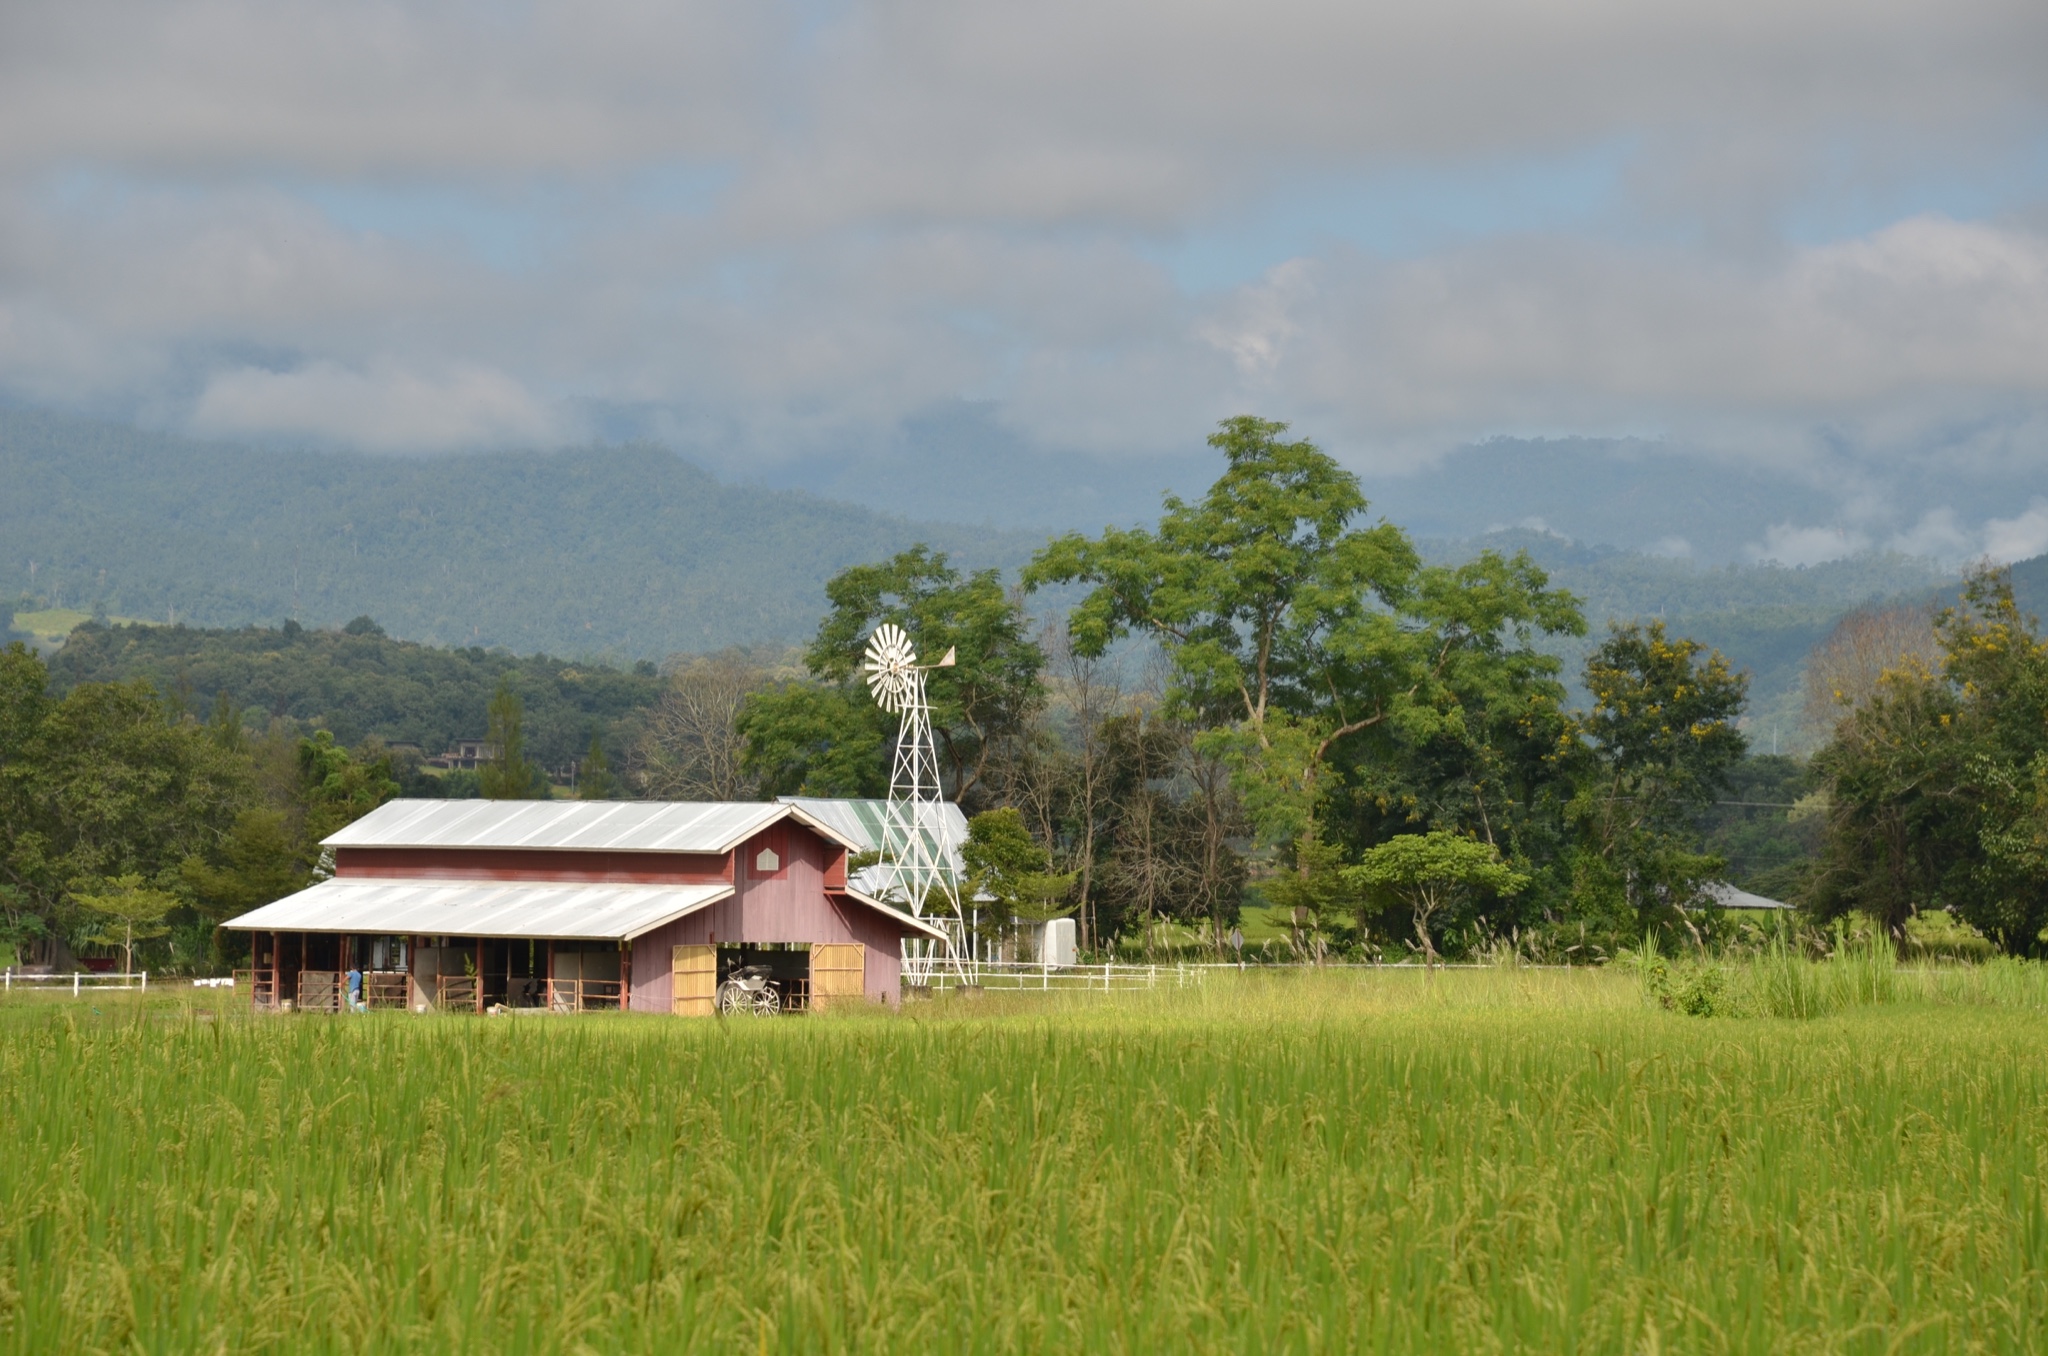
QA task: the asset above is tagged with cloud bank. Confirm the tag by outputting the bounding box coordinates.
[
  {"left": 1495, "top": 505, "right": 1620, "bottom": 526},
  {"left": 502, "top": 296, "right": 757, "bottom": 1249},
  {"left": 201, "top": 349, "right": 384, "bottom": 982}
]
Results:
[{"left": 0, "top": 0, "right": 2042, "bottom": 546}]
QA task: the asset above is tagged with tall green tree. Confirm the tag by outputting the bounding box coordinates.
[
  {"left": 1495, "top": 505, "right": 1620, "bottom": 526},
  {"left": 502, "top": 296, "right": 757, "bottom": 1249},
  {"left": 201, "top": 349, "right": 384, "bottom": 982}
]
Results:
[
  {"left": 1348, "top": 831, "right": 1529, "bottom": 967},
  {"left": 480, "top": 680, "right": 548, "bottom": 799},
  {"left": 742, "top": 546, "right": 1043, "bottom": 806},
  {"left": 70, "top": 874, "right": 179, "bottom": 974},
  {"left": 1570, "top": 621, "right": 1748, "bottom": 934},
  {"left": 1027, "top": 417, "right": 1418, "bottom": 844},
  {"left": 1026, "top": 417, "right": 1583, "bottom": 866},
  {"left": 1811, "top": 568, "right": 2048, "bottom": 949},
  {"left": 738, "top": 685, "right": 893, "bottom": 799},
  {"left": 962, "top": 808, "right": 1078, "bottom": 953},
  {"left": 0, "top": 644, "right": 252, "bottom": 964},
  {"left": 578, "top": 732, "right": 618, "bottom": 800}
]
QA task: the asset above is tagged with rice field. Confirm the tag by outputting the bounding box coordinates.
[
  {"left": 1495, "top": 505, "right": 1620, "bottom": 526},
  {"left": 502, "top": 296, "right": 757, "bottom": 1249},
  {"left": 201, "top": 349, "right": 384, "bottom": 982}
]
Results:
[{"left": 3, "top": 966, "right": 2047, "bottom": 1353}]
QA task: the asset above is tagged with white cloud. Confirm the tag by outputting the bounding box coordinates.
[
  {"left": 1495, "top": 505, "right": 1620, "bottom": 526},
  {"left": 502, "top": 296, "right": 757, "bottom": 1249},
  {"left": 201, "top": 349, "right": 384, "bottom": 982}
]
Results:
[
  {"left": 0, "top": 0, "right": 2038, "bottom": 511},
  {"left": 190, "top": 361, "right": 565, "bottom": 452},
  {"left": 1982, "top": 500, "right": 2048, "bottom": 564},
  {"left": 1889, "top": 508, "right": 1977, "bottom": 561},
  {"left": 1750, "top": 522, "right": 1872, "bottom": 567}
]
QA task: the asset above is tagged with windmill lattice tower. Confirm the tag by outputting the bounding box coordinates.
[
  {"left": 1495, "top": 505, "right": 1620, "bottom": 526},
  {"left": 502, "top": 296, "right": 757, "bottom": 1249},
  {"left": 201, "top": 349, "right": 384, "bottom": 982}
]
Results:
[{"left": 862, "top": 624, "right": 969, "bottom": 983}]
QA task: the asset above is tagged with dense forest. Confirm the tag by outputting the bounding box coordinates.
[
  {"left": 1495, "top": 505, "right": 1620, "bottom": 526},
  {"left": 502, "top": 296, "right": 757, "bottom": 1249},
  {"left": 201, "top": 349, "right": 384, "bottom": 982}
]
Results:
[{"left": 44, "top": 617, "right": 667, "bottom": 777}]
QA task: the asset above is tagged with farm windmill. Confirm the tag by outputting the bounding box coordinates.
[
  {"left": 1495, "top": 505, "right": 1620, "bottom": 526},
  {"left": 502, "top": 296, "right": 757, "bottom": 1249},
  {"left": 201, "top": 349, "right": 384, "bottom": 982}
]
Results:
[{"left": 862, "top": 623, "right": 969, "bottom": 982}]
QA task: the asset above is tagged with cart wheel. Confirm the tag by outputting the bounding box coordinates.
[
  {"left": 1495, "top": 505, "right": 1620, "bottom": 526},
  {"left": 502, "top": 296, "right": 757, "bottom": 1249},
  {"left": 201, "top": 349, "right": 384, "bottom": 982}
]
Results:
[
  {"left": 716, "top": 981, "right": 747, "bottom": 1015},
  {"left": 754, "top": 986, "right": 782, "bottom": 1016}
]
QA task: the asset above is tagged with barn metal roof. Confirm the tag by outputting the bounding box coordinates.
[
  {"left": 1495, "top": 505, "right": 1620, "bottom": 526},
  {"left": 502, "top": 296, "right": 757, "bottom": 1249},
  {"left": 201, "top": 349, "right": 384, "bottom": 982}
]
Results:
[
  {"left": 220, "top": 878, "right": 733, "bottom": 940},
  {"left": 1703, "top": 882, "right": 1793, "bottom": 911},
  {"left": 323, "top": 799, "right": 865, "bottom": 854},
  {"left": 778, "top": 797, "right": 967, "bottom": 868},
  {"left": 839, "top": 888, "right": 951, "bottom": 941}
]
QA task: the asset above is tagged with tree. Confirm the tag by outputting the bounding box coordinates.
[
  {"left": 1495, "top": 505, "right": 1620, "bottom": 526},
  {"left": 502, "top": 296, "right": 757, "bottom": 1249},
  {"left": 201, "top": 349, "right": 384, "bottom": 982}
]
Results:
[
  {"left": 70, "top": 874, "right": 179, "bottom": 974},
  {"left": 578, "top": 732, "right": 618, "bottom": 800},
  {"left": 180, "top": 808, "right": 307, "bottom": 922},
  {"left": 1811, "top": 568, "right": 2048, "bottom": 949},
  {"left": 2, "top": 672, "right": 251, "bottom": 965},
  {"left": 1803, "top": 601, "right": 1941, "bottom": 742},
  {"left": 298, "top": 731, "right": 400, "bottom": 839},
  {"left": 638, "top": 651, "right": 767, "bottom": 799},
  {"left": 1027, "top": 417, "right": 1582, "bottom": 863},
  {"left": 1027, "top": 417, "right": 1418, "bottom": 845},
  {"left": 1571, "top": 621, "right": 1748, "bottom": 936},
  {"left": 962, "top": 808, "right": 1077, "bottom": 957},
  {"left": 800, "top": 546, "right": 1044, "bottom": 806},
  {"left": 1348, "top": 831, "right": 1529, "bottom": 967},
  {"left": 480, "top": 680, "right": 547, "bottom": 799},
  {"left": 738, "top": 685, "right": 893, "bottom": 798}
]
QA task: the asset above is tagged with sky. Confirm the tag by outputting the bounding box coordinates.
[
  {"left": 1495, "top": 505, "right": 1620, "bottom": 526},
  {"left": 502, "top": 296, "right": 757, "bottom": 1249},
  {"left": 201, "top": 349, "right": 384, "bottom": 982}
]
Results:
[{"left": 1, "top": 0, "right": 2045, "bottom": 563}]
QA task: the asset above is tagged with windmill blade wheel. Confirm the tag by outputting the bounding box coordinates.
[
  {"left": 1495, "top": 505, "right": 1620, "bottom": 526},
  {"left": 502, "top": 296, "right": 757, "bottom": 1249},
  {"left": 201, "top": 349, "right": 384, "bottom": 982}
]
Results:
[{"left": 863, "top": 622, "right": 919, "bottom": 712}]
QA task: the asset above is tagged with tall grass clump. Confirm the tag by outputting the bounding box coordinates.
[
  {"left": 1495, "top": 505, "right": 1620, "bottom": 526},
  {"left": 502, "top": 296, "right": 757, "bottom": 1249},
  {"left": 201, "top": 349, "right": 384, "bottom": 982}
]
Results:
[{"left": 1745, "top": 931, "right": 1825, "bottom": 1018}]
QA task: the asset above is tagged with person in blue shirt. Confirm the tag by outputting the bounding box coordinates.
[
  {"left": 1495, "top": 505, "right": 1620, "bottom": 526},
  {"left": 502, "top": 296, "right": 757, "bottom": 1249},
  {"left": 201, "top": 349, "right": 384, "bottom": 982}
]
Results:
[{"left": 346, "top": 967, "right": 365, "bottom": 1013}]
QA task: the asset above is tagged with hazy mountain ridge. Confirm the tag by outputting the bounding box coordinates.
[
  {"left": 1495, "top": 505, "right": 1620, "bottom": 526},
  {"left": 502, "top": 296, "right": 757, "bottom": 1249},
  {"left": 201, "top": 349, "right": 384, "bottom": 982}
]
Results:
[
  {"left": 5, "top": 408, "right": 2021, "bottom": 741},
  {"left": 0, "top": 408, "right": 1040, "bottom": 659}
]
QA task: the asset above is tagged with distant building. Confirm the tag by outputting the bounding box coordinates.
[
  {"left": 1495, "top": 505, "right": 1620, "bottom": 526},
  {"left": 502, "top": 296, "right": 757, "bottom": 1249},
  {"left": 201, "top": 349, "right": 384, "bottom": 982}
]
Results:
[
  {"left": 1703, "top": 882, "right": 1794, "bottom": 911},
  {"left": 427, "top": 737, "right": 495, "bottom": 771},
  {"left": 222, "top": 799, "right": 945, "bottom": 1015}
]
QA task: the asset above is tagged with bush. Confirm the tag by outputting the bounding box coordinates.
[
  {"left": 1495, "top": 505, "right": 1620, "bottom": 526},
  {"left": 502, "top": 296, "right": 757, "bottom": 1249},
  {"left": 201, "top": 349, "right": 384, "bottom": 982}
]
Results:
[{"left": 1902, "top": 909, "right": 1995, "bottom": 962}]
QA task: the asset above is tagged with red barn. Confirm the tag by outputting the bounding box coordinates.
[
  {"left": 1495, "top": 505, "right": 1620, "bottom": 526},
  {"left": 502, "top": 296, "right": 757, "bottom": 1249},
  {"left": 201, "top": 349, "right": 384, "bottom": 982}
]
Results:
[{"left": 221, "top": 799, "right": 944, "bottom": 1014}]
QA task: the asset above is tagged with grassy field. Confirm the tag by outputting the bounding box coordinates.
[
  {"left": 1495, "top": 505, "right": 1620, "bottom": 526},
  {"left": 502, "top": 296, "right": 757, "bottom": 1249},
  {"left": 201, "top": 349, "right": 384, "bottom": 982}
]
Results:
[
  {"left": 8, "top": 607, "right": 151, "bottom": 650},
  {"left": 3, "top": 969, "right": 2046, "bottom": 1353}
]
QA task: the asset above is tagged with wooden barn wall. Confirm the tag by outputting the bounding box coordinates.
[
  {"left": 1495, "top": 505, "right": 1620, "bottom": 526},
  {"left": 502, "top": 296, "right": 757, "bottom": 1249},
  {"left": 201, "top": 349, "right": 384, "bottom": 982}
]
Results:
[
  {"left": 336, "top": 846, "right": 731, "bottom": 885},
  {"left": 628, "top": 917, "right": 682, "bottom": 1013},
  {"left": 630, "top": 824, "right": 904, "bottom": 1010}
]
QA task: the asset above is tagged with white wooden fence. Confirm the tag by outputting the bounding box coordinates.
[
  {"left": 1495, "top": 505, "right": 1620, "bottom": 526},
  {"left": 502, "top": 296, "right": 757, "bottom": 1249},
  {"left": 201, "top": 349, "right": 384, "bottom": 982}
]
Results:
[{"left": 3, "top": 969, "right": 149, "bottom": 996}]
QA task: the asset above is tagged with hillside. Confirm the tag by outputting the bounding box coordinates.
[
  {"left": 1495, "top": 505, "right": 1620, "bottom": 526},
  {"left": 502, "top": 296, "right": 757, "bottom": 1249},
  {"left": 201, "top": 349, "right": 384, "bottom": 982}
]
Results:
[
  {"left": 44, "top": 618, "right": 666, "bottom": 774},
  {"left": 0, "top": 408, "right": 1038, "bottom": 660},
  {"left": 1427, "top": 531, "right": 1953, "bottom": 751}
]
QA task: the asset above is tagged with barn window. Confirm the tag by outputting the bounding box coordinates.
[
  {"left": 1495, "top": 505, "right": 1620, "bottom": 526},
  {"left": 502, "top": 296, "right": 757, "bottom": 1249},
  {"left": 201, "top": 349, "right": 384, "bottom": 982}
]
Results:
[{"left": 755, "top": 847, "right": 781, "bottom": 873}]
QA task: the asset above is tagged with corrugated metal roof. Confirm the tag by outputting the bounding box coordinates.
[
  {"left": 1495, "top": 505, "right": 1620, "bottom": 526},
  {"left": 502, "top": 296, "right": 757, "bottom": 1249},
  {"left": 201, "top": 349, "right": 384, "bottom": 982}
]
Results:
[
  {"left": 1704, "top": 882, "right": 1793, "bottom": 911},
  {"left": 778, "top": 797, "right": 967, "bottom": 866},
  {"left": 325, "top": 799, "right": 863, "bottom": 854},
  {"left": 220, "top": 878, "right": 732, "bottom": 940},
  {"left": 842, "top": 888, "right": 951, "bottom": 941}
]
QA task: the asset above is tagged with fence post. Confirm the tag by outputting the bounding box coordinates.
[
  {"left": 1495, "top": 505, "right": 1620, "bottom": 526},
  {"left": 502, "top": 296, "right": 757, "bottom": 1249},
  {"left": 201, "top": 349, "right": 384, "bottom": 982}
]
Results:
[
  {"left": 73, "top": 972, "right": 81, "bottom": 997},
  {"left": 140, "top": 972, "right": 147, "bottom": 995}
]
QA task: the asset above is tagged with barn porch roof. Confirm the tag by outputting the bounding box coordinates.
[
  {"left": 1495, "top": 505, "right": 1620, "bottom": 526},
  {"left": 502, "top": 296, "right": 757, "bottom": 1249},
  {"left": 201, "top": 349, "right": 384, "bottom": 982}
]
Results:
[
  {"left": 220, "top": 876, "right": 951, "bottom": 942},
  {"left": 220, "top": 878, "right": 734, "bottom": 941}
]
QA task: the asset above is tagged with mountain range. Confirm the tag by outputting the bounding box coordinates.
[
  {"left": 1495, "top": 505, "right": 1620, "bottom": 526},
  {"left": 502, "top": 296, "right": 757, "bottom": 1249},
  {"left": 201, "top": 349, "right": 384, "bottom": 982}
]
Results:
[{"left": 8, "top": 405, "right": 2040, "bottom": 753}]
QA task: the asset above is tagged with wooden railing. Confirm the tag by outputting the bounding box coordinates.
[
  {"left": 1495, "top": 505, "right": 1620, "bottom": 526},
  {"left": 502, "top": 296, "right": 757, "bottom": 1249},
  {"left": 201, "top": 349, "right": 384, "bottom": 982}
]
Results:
[
  {"left": 362, "top": 970, "right": 409, "bottom": 1009},
  {"left": 298, "top": 970, "right": 343, "bottom": 1014},
  {"left": 435, "top": 974, "right": 480, "bottom": 1013},
  {"left": 546, "top": 978, "right": 622, "bottom": 1013},
  {"left": 236, "top": 968, "right": 278, "bottom": 1010}
]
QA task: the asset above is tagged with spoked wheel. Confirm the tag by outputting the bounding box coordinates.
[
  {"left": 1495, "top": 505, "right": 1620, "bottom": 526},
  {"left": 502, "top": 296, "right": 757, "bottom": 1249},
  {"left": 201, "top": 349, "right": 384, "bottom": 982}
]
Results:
[
  {"left": 715, "top": 980, "right": 749, "bottom": 1016},
  {"left": 752, "top": 986, "right": 783, "bottom": 1016}
]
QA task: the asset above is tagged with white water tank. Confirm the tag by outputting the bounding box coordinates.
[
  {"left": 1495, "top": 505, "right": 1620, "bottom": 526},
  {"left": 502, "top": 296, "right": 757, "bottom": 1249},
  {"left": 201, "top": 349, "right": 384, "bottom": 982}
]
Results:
[{"left": 1043, "top": 917, "right": 1077, "bottom": 968}]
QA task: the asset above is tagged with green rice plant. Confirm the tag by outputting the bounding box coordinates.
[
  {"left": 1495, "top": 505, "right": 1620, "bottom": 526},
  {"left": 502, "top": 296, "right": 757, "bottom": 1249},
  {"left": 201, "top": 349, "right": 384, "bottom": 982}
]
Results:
[{"left": 2, "top": 972, "right": 2046, "bottom": 1352}]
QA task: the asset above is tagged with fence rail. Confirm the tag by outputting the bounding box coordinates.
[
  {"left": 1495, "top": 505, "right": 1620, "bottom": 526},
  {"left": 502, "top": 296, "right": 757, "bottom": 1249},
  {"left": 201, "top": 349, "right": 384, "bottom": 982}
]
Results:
[
  {"left": 3, "top": 969, "right": 149, "bottom": 996},
  {"left": 923, "top": 961, "right": 1203, "bottom": 993},
  {"left": 547, "top": 978, "right": 622, "bottom": 1013}
]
